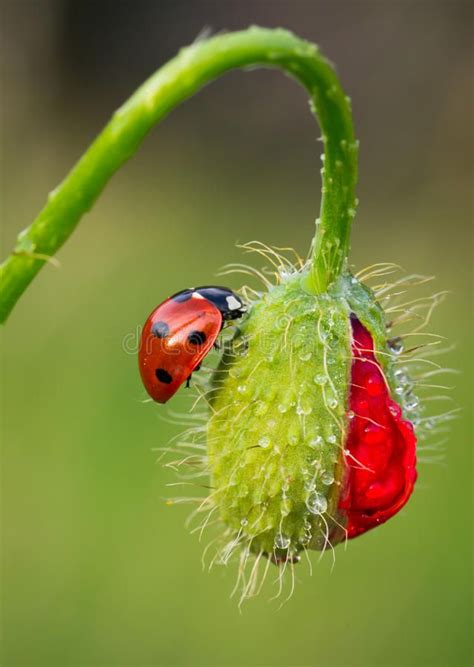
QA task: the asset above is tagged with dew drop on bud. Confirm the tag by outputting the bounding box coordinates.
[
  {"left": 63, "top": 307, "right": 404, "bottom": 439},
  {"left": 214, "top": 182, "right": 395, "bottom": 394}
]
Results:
[
  {"left": 389, "top": 403, "right": 401, "bottom": 418},
  {"left": 404, "top": 395, "right": 420, "bottom": 412},
  {"left": 297, "top": 397, "right": 313, "bottom": 416},
  {"left": 363, "top": 424, "right": 385, "bottom": 444},
  {"left": 299, "top": 531, "right": 311, "bottom": 546},
  {"left": 309, "top": 435, "right": 323, "bottom": 448},
  {"left": 388, "top": 337, "right": 404, "bottom": 354},
  {"left": 366, "top": 373, "right": 384, "bottom": 396},
  {"left": 306, "top": 491, "right": 328, "bottom": 515},
  {"left": 274, "top": 533, "right": 291, "bottom": 550},
  {"left": 258, "top": 436, "right": 271, "bottom": 448},
  {"left": 321, "top": 471, "right": 334, "bottom": 485},
  {"left": 314, "top": 373, "right": 328, "bottom": 385}
]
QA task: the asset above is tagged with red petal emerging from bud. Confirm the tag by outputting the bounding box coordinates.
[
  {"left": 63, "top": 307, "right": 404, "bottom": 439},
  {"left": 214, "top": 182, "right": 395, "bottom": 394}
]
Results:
[{"left": 338, "top": 316, "right": 417, "bottom": 538}]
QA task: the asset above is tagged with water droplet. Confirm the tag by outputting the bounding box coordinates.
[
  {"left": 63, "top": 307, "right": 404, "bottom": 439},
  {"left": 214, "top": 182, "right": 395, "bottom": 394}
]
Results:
[
  {"left": 240, "top": 518, "right": 248, "bottom": 527},
  {"left": 314, "top": 374, "right": 328, "bottom": 385},
  {"left": 388, "top": 337, "right": 404, "bottom": 355},
  {"left": 267, "top": 419, "right": 276, "bottom": 428},
  {"left": 309, "top": 435, "right": 323, "bottom": 448},
  {"left": 389, "top": 403, "right": 401, "bottom": 418},
  {"left": 299, "top": 519, "right": 313, "bottom": 546},
  {"left": 321, "top": 472, "right": 334, "bottom": 485},
  {"left": 358, "top": 399, "right": 371, "bottom": 417},
  {"left": 366, "top": 373, "right": 384, "bottom": 396},
  {"left": 297, "top": 398, "right": 313, "bottom": 416},
  {"left": 347, "top": 410, "right": 355, "bottom": 420},
  {"left": 237, "top": 385, "right": 247, "bottom": 394},
  {"left": 281, "top": 505, "right": 291, "bottom": 518},
  {"left": 327, "top": 434, "right": 337, "bottom": 444},
  {"left": 274, "top": 533, "right": 291, "bottom": 550},
  {"left": 363, "top": 424, "right": 385, "bottom": 444},
  {"left": 278, "top": 403, "right": 288, "bottom": 413},
  {"left": 299, "top": 531, "right": 311, "bottom": 546},
  {"left": 259, "top": 436, "right": 271, "bottom": 449},
  {"left": 328, "top": 397, "right": 338, "bottom": 410},
  {"left": 404, "top": 379, "right": 414, "bottom": 393},
  {"left": 306, "top": 491, "right": 328, "bottom": 515},
  {"left": 299, "top": 350, "right": 312, "bottom": 361},
  {"left": 404, "top": 394, "right": 419, "bottom": 411},
  {"left": 235, "top": 337, "right": 249, "bottom": 356},
  {"left": 394, "top": 368, "right": 409, "bottom": 385}
]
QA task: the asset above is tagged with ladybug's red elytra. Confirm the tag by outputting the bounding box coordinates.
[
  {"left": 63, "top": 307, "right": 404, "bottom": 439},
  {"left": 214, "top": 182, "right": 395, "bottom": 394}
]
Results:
[{"left": 138, "top": 286, "right": 246, "bottom": 403}]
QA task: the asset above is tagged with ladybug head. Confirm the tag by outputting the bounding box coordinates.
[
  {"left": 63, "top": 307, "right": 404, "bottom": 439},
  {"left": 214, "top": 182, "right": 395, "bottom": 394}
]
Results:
[{"left": 193, "top": 286, "right": 247, "bottom": 321}]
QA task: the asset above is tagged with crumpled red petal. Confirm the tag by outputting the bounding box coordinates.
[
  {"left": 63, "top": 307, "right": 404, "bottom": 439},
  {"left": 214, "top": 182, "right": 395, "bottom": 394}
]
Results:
[{"left": 338, "top": 315, "right": 417, "bottom": 538}]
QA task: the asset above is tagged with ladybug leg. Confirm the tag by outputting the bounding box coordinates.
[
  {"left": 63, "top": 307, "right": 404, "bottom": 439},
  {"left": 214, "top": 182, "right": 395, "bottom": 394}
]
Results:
[
  {"left": 185, "top": 364, "right": 202, "bottom": 388},
  {"left": 213, "top": 340, "right": 221, "bottom": 351}
]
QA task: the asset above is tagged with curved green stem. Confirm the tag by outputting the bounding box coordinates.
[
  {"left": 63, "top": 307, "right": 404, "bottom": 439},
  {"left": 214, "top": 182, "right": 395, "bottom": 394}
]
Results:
[{"left": 0, "top": 26, "right": 357, "bottom": 323}]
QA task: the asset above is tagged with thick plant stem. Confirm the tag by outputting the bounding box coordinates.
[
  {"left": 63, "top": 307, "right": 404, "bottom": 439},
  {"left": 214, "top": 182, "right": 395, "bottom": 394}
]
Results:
[{"left": 0, "top": 26, "right": 357, "bottom": 323}]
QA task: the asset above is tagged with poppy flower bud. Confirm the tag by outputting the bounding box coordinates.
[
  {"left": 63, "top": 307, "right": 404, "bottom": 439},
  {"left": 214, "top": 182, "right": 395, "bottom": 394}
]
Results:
[{"left": 207, "top": 267, "right": 418, "bottom": 566}]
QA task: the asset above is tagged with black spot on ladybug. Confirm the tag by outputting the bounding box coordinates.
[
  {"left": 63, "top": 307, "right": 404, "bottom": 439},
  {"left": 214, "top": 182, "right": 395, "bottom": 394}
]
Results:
[
  {"left": 151, "top": 321, "right": 169, "bottom": 338},
  {"left": 188, "top": 330, "right": 207, "bottom": 345},
  {"left": 172, "top": 290, "right": 193, "bottom": 303},
  {"left": 155, "top": 368, "right": 173, "bottom": 384}
]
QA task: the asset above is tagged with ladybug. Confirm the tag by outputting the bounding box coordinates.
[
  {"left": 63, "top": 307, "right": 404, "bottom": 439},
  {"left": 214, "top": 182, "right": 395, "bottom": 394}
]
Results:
[{"left": 138, "top": 286, "right": 246, "bottom": 403}]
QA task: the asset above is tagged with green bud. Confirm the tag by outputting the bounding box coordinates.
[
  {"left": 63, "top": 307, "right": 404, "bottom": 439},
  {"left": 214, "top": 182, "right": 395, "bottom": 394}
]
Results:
[{"left": 207, "top": 270, "right": 390, "bottom": 560}]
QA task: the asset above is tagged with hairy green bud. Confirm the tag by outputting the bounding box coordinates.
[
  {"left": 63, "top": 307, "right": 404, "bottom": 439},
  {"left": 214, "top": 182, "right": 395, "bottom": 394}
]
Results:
[{"left": 207, "top": 270, "right": 390, "bottom": 560}]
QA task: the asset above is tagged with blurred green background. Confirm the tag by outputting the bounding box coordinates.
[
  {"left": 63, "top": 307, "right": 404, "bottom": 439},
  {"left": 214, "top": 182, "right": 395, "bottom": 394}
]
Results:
[{"left": 1, "top": 2, "right": 472, "bottom": 666}]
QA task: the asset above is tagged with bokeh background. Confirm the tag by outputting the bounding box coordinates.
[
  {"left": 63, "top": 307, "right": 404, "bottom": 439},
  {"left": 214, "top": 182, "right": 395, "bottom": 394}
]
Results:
[{"left": 1, "top": 2, "right": 472, "bottom": 666}]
